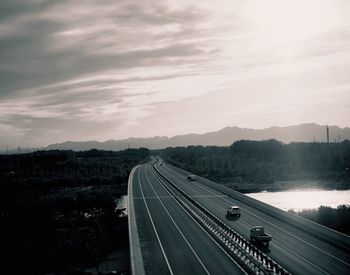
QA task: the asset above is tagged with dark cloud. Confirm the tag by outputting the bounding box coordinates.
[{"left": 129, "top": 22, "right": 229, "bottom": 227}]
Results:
[
  {"left": 0, "top": 0, "right": 53, "bottom": 23},
  {"left": 1, "top": 1, "right": 350, "bottom": 148},
  {"left": 0, "top": 41, "right": 204, "bottom": 98},
  {"left": 0, "top": 0, "right": 206, "bottom": 97},
  {"left": 0, "top": 0, "right": 210, "bottom": 147}
]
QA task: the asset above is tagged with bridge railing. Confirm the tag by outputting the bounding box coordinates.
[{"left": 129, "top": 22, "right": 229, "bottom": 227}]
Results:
[
  {"left": 153, "top": 163, "right": 291, "bottom": 275},
  {"left": 167, "top": 162, "right": 350, "bottom": 252}
]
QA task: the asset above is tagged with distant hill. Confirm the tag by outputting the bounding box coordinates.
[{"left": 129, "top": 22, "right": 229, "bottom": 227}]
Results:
[{"left": 46, "top": 123, "right": 350, "bottom": 151}]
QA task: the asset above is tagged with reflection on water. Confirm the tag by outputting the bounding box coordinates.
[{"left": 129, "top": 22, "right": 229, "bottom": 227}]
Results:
[
  {"left": 246, "top": 189, "right": 350, "bottom": 211},
  {"left": 115, "top": 195, "right": 128, "bottom": 215}
]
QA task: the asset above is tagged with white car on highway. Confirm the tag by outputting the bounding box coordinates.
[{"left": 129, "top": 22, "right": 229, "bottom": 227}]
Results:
[{"left": 226, "top": 205, "right": 241, "bottom": 217}]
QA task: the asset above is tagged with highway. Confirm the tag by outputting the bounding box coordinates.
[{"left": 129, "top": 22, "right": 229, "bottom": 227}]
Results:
[
  {"left": 129, "top": 164, "right": 246, "bottom": 274},
  {"left": 128, "top": 159, "right": 350, "bottom": 274}
]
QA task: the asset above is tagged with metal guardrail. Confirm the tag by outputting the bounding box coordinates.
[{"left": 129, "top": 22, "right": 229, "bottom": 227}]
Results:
[
  {"left": 168, "top": 163, "right": 350, "bottom": 253},
  {"left": 153, "top": 163, "right": 291, "bottom": 275}
]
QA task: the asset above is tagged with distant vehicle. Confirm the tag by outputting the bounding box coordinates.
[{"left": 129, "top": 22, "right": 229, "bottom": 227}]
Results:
[
  {"left": 187, "top": 174, "right": 196, "bottom": 181},
  {"left": 250, "top": 226, "right": 272, "bottom": 246},
  {"left": 226, "top": 205, "right": 241, "bottom": 217}
]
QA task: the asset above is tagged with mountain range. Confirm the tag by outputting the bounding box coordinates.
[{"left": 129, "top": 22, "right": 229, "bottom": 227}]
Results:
[{"left": 46, "top": 123, "right": 350, "bottom": 151}]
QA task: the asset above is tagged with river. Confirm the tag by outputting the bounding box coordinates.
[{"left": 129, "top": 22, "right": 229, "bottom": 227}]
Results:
[{"left": 246, "top": 189, "right": 350, "bottom": 212}]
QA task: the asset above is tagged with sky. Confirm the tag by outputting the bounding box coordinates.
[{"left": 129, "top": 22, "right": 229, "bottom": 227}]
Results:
[{"left": 1, "top": 0, "right": 350, "bottom": 148}]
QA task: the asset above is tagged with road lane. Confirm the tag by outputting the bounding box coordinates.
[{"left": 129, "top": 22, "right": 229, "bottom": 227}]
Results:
[
  {"left": 132, "top": 166, "right": 171, "bottom": 275},
  {"left": 158, "top": 165, "right": 321, "bottom": 274},
  {"left": 156, "top": 162, "right": 350, "bottom": 275},
  {"left": 131, "top": 164, "right": 246, "bottom": 274},
  {"left": 138, "top": 165, "right": 210, "bottom": 274}
]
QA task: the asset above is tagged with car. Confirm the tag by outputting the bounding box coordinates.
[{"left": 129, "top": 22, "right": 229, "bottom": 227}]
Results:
[
  {"left": 226, "top": 205, "right": 241, "bottom": 217},
  {"left": 187, "top": 174, "right": 196, "bottom": 181},
  {"left": 250, "top": 226, "right": 272, "bottom": 246}
]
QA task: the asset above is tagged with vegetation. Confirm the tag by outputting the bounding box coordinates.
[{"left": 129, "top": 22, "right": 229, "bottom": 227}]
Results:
[
  {"left": 1, "top": 141, "right": 349, "bottom": 272},
  {"left": 160, "top": 141, "right": 350, "bottom": 235},
  {"left": 0, "top": 148, "right": 149, "bottom": 190},
  {"left": 159, "top": 139, "right": 350, "bottom": 192},
  {"left": 0, "top": 148, "right": 149, "bottom": 274},
  {"left": 289, "top": 205, "right": 350, "bottom": 235}
]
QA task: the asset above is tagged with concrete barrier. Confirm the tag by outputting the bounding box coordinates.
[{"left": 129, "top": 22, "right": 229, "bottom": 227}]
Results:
[{"left": 128, "top": 165, "right": 145, "bottom": 275}]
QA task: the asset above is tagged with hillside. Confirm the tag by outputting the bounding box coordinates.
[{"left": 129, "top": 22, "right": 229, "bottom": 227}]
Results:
[{"left": 46, "top": 123, "right": 350, "bottom": 151}]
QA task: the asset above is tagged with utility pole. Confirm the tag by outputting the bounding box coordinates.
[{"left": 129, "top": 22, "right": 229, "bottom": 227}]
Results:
[
  {"left": 326, "top": 126, "right": 330, "bottom": 144},
  {"left": 326, "top": 126, "right": 330, "bottom": 169}
]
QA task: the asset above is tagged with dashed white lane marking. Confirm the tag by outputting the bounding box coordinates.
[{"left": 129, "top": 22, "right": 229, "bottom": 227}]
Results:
[
  {"left": 149, "top": 165, "right": 248, "bottom": 275},
  {"left": 188, "top": 177, "right": 350, "bottom": 268},
  {"left": 143, "top": 167, "right": 211, "bottom": 275},
  {"left": 138, "top": 167, "right": 174, "bottom": 275},
  {"left": 161, "top": 167, "right": 333, "bottom": 274},
  {"left": 134, "top": 194, "right": 228, "bottom": 199}
]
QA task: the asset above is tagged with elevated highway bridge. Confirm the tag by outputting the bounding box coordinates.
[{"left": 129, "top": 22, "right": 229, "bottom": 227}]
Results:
[{"left": 128, "top": 158, "right": 350, "bottom": 274}]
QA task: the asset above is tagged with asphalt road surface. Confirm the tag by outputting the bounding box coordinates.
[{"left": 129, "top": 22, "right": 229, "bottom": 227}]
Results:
[
  {"left": 129, "top": 161, "right": 350, "bottom": 274},
  {"left": 130, "top": 164, "right": 247, "bottom": 274}
]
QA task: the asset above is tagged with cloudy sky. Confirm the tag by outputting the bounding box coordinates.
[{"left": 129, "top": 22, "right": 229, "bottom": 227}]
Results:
[{"left": 1, "top": 0, "right": 350, "bottom": 148}]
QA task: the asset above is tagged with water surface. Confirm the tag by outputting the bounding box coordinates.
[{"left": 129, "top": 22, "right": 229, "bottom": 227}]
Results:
[{"left": 246, "top": 189, "right": 350, "bottom": 211}]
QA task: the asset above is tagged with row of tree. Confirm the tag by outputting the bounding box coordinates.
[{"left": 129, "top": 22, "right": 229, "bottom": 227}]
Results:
[
  {"left": 159, "top": 140, "right": 350, "bottom": 187},
  {"left": 0, "top": 148, "right": 149, "bottom": 189}
]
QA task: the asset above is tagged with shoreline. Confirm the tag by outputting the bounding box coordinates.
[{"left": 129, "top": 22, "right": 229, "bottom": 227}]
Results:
[{"left": 226, "top": 181, "right": 350, "bottom": 194}]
